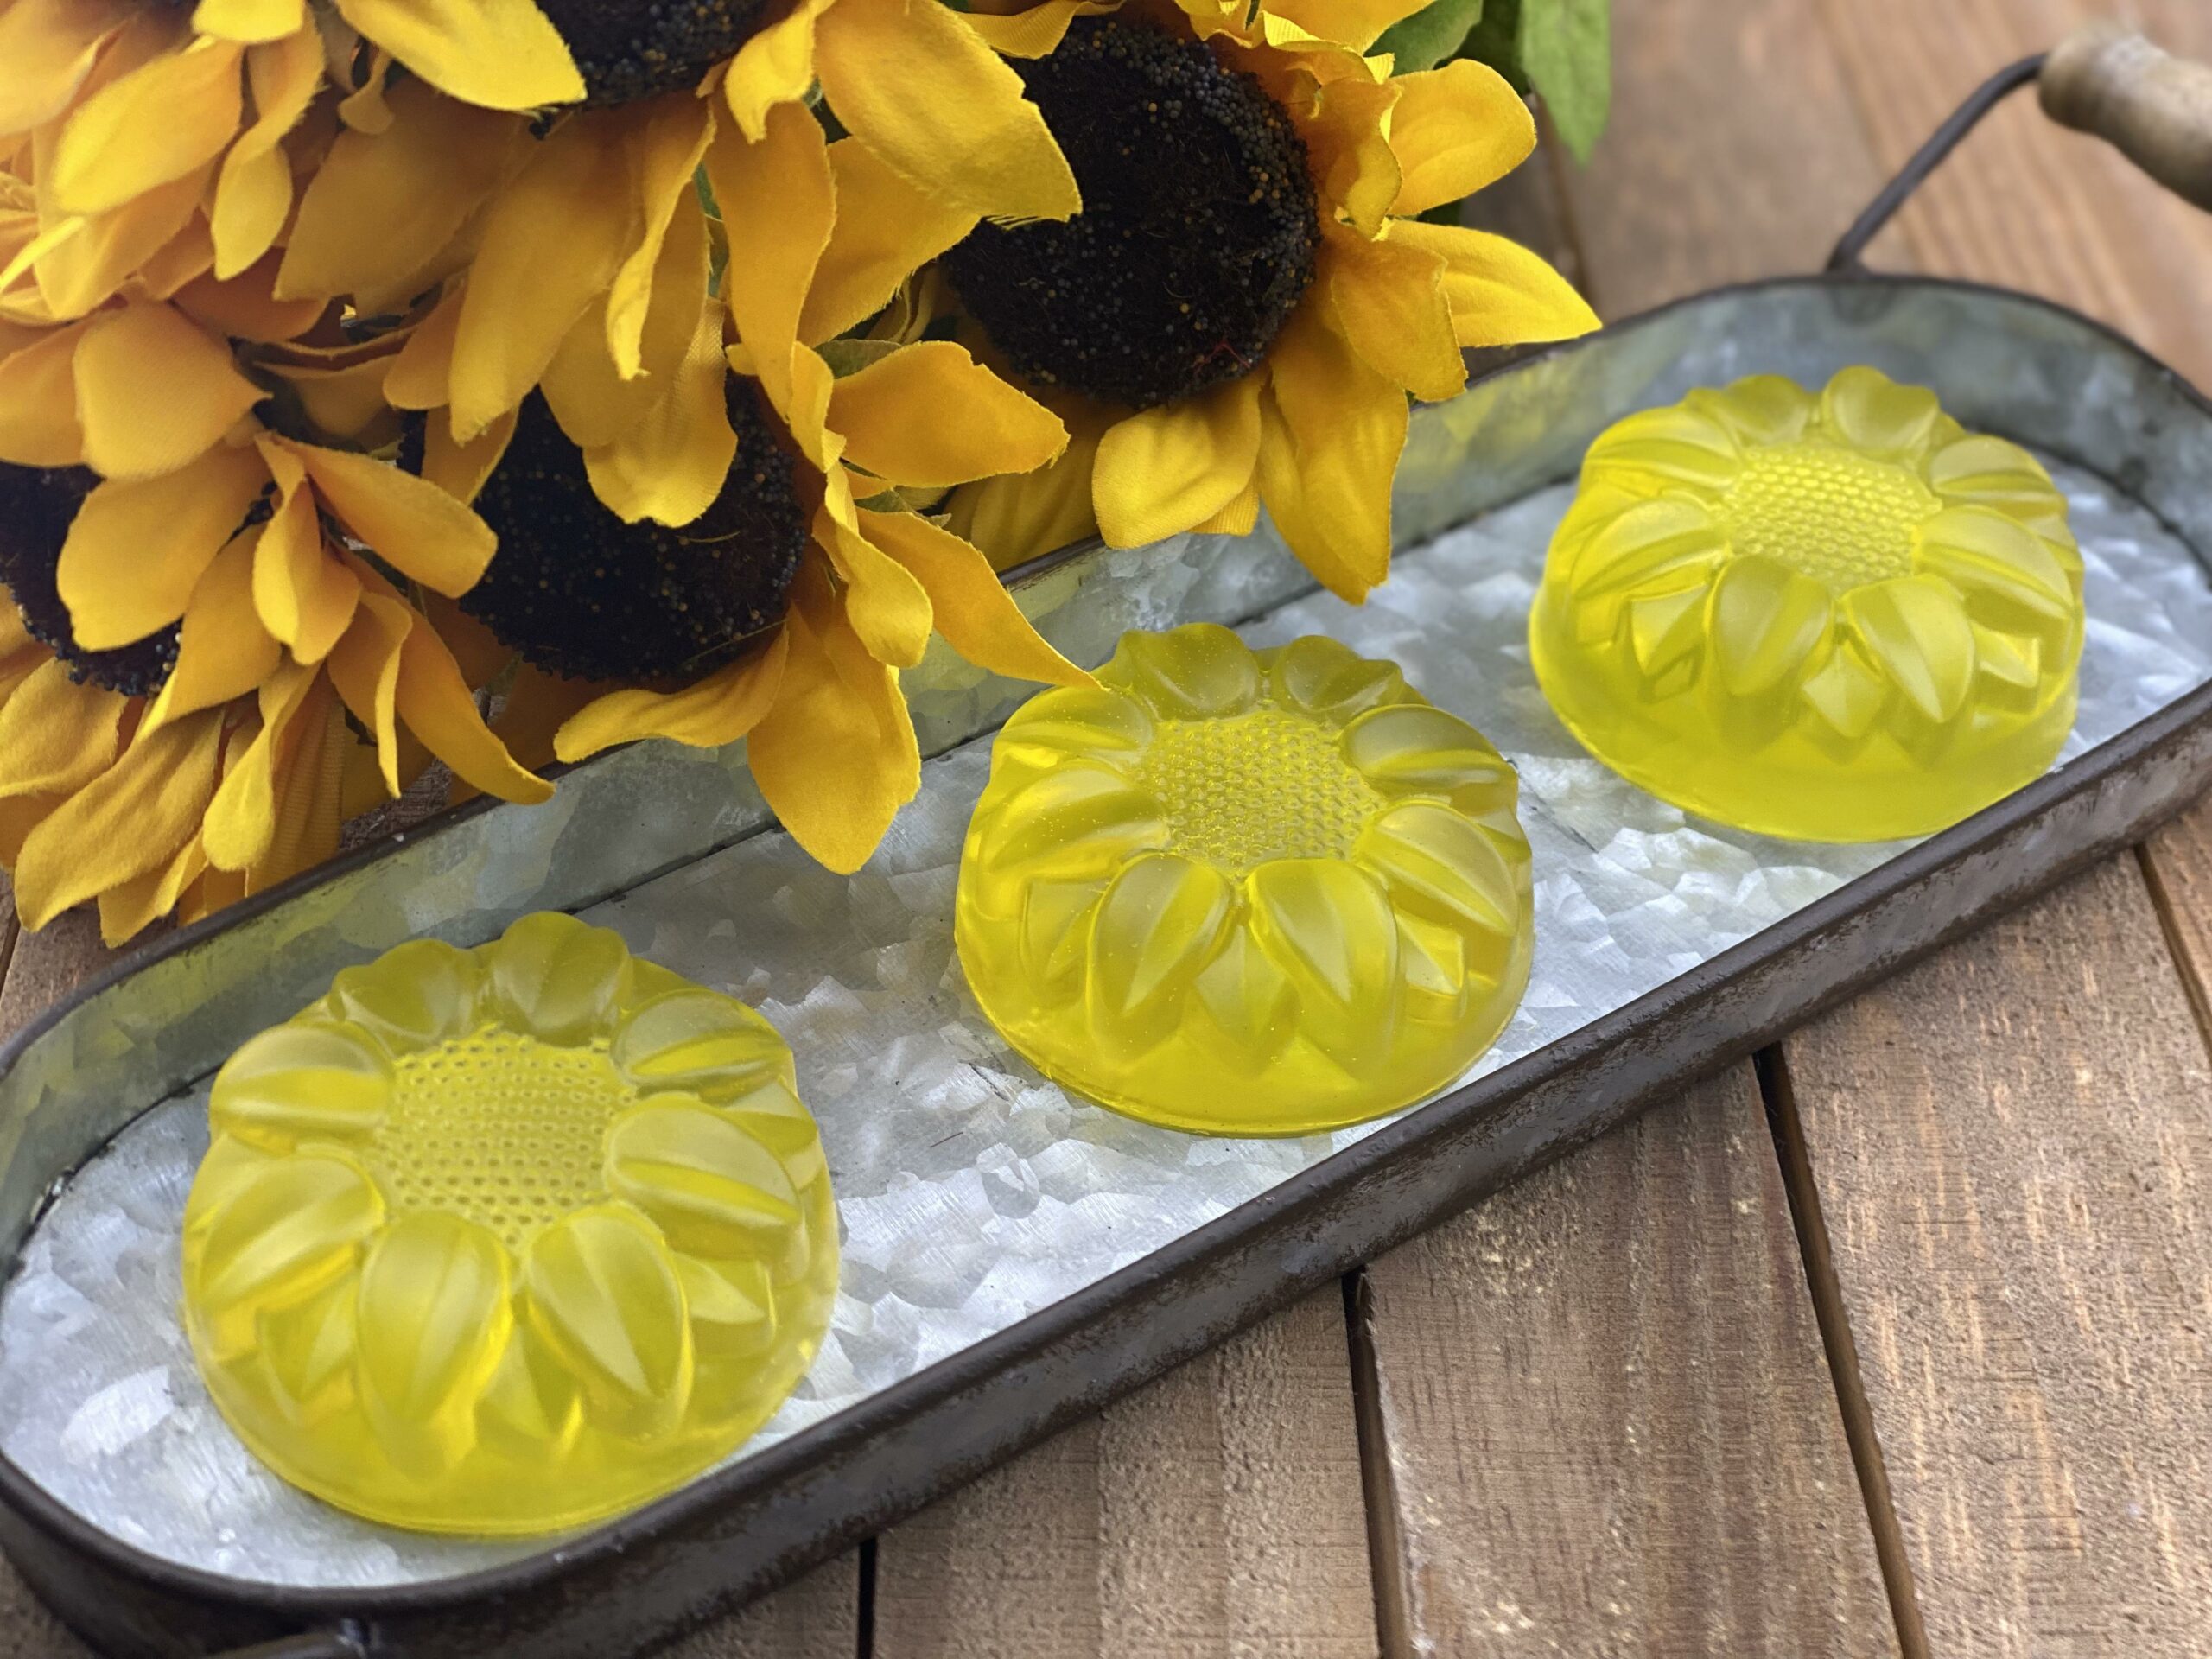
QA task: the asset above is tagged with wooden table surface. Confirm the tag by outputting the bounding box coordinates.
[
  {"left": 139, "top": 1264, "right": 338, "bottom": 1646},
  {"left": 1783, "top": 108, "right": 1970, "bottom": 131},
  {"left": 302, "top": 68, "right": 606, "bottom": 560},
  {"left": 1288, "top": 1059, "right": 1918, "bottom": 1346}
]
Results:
[{"left": 10, "top": 3, "right": 2212, "bottom": 1655}]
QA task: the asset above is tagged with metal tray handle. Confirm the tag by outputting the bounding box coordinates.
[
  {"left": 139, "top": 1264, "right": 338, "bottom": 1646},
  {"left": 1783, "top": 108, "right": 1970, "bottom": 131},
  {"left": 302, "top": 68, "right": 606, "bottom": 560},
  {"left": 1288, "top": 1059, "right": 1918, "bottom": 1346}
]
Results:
[
  {"left": 2044, "top": 22, "right": 2212, "bottom": 213},
  {"left": 1832, "top": 21, "right": 2212, "bottom": 272}
]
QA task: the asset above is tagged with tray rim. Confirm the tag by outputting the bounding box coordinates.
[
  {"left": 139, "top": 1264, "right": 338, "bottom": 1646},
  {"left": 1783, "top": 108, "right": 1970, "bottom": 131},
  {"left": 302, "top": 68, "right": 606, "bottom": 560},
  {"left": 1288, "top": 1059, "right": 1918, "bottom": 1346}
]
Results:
[{"left": 3, "top": 264, "right": 2210, "bottom": 1628}]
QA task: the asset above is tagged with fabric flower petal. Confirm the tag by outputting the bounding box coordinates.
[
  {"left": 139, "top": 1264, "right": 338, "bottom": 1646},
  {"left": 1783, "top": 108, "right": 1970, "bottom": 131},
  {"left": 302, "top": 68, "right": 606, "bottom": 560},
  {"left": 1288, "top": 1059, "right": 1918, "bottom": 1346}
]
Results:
[
  {"left": 450, "top": 118, "right": 633, "bottom": 440},
  {"left": 857, "top": 505, "right": 1090, "bottom": 687},
  {"left": 51, "top": 38, "right": 243, "bottom": 217},
  {"left": 0, "top": 320, "right": 89, "bottom": 467},
  {"left": 706, "top": 99, "right": 836, "bottom": 416},
  {"left": 0, "top": 658, "right": 126, "bottom": 800},
  {"left": 605, "top": 99, "right": 716, "bottom": 380},
  {"left": 1325, "top": 232, "right": 1465, "bottom": 404},
  {"left": 1254, "top": 305, "right": 1405, "bottom": 601},
  {"left": 146, "top": 524, "right": 283, "bottom": 728},
  {"left": 814, "top": 0, "right": 1079, "bottom": 223},
  {"left": 815, "top": 504, "right": 934, "bottom": 669},
  {"left": 209, "top": 29, "right": 322, "bottom": 278},
  {"left": 1382, "top": 219, "right": 1600, "bottom": 348},
  {"left": 58, "top": 443, "right": 270, "bottom": 649},
  {"left": 332, "top": 0, "right": 584, "bottom": 112},
  {"left": 1387, "top": 59, "right": 1536, "bottom": 218},
  {"left": 555, "top": 629, "right": 791, "bottom": 762},
  {"left": 1262, "top": 0, "right": 1427, "bottom": 50},
  {"left": 831, "top": 339, "right": 1068, "bottom": 489},
  {"left": 799, "top": 140, "right": 976, "bottom": 347},
  {"left": 73, "top": 300, "right": 263, "bottom": 479},
  {"left": 749, "top": 568, "right": 921, "bottom": 873},
  {"left": 1094, "top": 375, "right": 1262, "bottom": 548},
  {"left": 579, "top": 303, "right": 736, "bottom": 527},
  {"left": 724, "top": 0, "right": 836, "bottom": 142},
  {"left": 288, "top": 439, "right": 497, "bottom": 596},
  {"left": 15, "top": 705, "right": 226, "bottom": 929},
  {"left": 325, "top": 588, "right": 416, "bottom": 794},
  {"left": 0, "top": 0, "right": 130, "bottom": 135}
]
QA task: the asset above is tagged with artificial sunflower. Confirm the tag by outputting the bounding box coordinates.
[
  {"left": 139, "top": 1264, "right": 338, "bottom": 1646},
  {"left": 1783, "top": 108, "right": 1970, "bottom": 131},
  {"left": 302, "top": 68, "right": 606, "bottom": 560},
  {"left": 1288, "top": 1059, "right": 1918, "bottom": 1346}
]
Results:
[
  {"left": 461, "top": 102, "right": 1092, "bottom": 873},
  {"left": 0, "top": 0, "right": 333, "bottom": 318},
  {"left": 938, "top": 0, "right": 1599, "bottom": 596},
  {"left": 277, "top": 0, "right": 1085, "bottom": 523},
  {"left": 0, "top": 283, "right": 548, "bottom": 941}
]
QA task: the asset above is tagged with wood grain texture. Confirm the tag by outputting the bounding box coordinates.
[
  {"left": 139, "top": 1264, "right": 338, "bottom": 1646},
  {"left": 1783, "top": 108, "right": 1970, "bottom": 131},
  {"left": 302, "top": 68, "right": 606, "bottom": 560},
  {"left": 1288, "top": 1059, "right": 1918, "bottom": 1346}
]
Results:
[
  {"left": 872, "top": 1287, "right": 1376, "bottom": 1659},
  {"left": 1357, "top": 1070, "right": 1896, "bottom": 1658},
  {"left": 664, "top": 1557, "right": 861, "bottom": 1659},
  {"left": 1786, "top": 859, "right": 2212, "bottom": 1654},
  {"left": 1558, "top": 0, "right": 1885, "bottom": 315}
]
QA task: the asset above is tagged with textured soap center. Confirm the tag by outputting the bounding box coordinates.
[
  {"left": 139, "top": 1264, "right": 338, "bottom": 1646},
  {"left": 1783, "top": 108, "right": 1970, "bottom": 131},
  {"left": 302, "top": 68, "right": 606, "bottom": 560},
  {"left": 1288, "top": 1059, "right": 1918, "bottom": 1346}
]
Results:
[
  {"left": 371, "top": 1029, "right": 625, "bottom": 1251},
  {"left": 1723, "top": 441, "right": 1939, "bottom": 592},
  {"left": 1136, "top": 707, "right": 1380, "bottom": 874}
]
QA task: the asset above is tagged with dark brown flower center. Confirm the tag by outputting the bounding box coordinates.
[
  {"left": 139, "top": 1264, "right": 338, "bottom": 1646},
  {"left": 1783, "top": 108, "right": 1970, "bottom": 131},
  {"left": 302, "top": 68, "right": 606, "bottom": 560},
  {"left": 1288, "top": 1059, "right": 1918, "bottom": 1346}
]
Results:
[
  {"left": 537, "top": 0, "right": 776, "bottom": 108},
  {"left": 0, "top": 462, "right": 178, "bottom": 697},
  {"left": 940, "top": 18, "right": 1319, "bottom": 410},
  {"left": 462, "top": 383, "right": 805, "bottom": 685}
]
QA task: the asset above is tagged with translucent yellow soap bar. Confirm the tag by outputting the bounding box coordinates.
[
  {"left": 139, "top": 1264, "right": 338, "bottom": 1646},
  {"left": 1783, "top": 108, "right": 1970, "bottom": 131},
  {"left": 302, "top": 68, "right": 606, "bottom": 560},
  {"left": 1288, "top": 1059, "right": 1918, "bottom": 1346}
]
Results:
[
  {"left": 1530, "top": 367, "right": 2084, "bottom": 842},
  {"left": 956, "top": 625, "right": 1535, "bottom": 1136},
  {"left": 181, "top": 913, "right": 837, "bottom": 1535}
]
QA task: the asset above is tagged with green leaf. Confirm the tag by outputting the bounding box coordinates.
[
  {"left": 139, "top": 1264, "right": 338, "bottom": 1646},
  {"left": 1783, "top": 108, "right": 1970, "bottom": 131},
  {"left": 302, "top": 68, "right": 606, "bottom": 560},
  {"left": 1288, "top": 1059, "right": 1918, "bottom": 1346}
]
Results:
[
  {"left": 1453, "top": 0, "right": 1528, "bottom": 91},
  {"left": 1375, "top": 0, "right": 1486, "bottom": 74},
  {"left": 1518, "top": 0, "right": 1611, "bottom": 162}
]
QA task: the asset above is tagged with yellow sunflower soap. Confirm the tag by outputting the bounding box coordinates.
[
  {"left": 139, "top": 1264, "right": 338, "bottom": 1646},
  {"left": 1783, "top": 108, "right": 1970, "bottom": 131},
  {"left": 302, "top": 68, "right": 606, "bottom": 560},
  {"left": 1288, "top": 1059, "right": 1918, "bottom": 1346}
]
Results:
[
  {"left": 957, "top": 626, "right": 1535, "bottom": 1136},
  {"left": 1530, "top": 367, "right": 2085, "bottom": 842},
  {"left": 181, "top": 913, "right": 837, "bottom": 1535}
]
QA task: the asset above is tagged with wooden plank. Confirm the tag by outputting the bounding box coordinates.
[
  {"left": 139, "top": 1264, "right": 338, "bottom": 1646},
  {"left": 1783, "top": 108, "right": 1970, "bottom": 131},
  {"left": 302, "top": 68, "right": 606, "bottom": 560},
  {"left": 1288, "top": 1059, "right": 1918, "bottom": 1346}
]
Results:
[
  {"left": 1357, "top": 1070, "right": 1897, "bottom": 1657},
  {"left": 1557, "top": 0, "right": 1885, "bottom": 316},
  {"left": 872, "top": 1287, "right": 1377, "bottom": 1659},
  {"left": 1783, "top": 859, "right": 2212, "bottom": 1653},
  {"left": 0, "top": 900, "right": 861, "bottom": 1654}
]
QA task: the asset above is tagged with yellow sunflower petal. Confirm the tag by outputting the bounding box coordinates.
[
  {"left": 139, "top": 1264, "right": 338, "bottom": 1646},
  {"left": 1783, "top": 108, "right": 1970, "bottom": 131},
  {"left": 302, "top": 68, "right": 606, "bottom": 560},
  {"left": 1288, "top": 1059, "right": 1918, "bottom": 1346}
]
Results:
[
  {"left": 606, "top": 99, "right": 716, "bottom": 381},
  {"left": 16, "top": 706, "right": 225, "bottom": 929},
  {"left": 279, "top": 81, "right": 521, "bottom": 303},
  {"left": 203, "top": 659, "right": 321, "bottom": 869},
  {"left": 382, "top": 284, "right": 460, "bottom": 410},
  {"left": 943, "top": 411, "right": 1104, "bottom": 571},
  {"left": 331, "top": 0, "right": 584, "bottom": 111},
  {"left": 1262, "top": 0, "right": 1426, "bottom": 50},
  {"left": 1297, "top": 72, "right": 1401, "bottom": 236},
  {"left": 1094, "top": 374, "right": 1262, "bottom": 548},
  {"left": 1843, "top": 574, "right": 1975, "bottom": 723},
  {"left": 0, "top": 320, "right": 88, "bottom": 467},
  {"left": 144, "top": 524, "right": 283, "bottom": 729},
  {"left": 957, "top": 0, "right": 1118, "bottom": 57},
  {"left": 192, "top": 0, "right": 308, "bottom": 43},
  {"left": 98, "top": 828, "right": 209, "bottom": 944},
  {"left": 581, "top": 304, "right": 736, "bottom": 526},
  {"left": 51, "top": 38, "right": 243, "bottom": 218},
  {"left": 749, "top": 566, "right": 919, "bottom": 873},
  {"left": 1386, "top": 59, "right": 1535, "bottom": 218},
  {"left": 545, "top": 199, "right": 706, "bottom": 446},
  {"left": 326, "top": 588, "right": 414, "bottom": 794},
  {"left": 814, "top": 0, "right": 1079, "bottom": 223},
  {"left": 451, "top": 118, "right": 633, "bottom": 440},
  {"left": 58, "top": 444, "right": 270, "bottom": 648},
  {"left": 1325, "top": 232, "right": 1465, "bottom": 404},
  {"left": 209, "top": 30, "right": 323, "bottom": 277},
  {"left": 705, "top": 99, "right": 834, "bottom": 416},
  {"left": 1254, "top": 305, "right": 1405, "bottom": 601},
  {"left": 724, "top": 0, "right": 836, "bottom": 142},
  {"left": 252, "top": 486, "right": 362, "bottom": 661},
  {"left": 1709, "top": 556, "right": 1834, "bottom": 697},
  {"left": 73, "top": 300, "right": 263, "bottom": 479},
  {"left": 1192, "top": 477, "right": 1259, "bottom": 536},
  {"left": 287, "top": 440, "right": 496, "bottom": 596},
  {"left": 394, "top": 621, "right": 552, "bottom": 803},
  {"left": 0, "top": 658, "right": 126, "bottom": 800},
  {"left": 815, "top": 504, "right": 934, "bottom": 669},
  {"left": 799, "top": 139, "right": 976, "bottom": 348},
  {"left": 173, "top": 251, "right": 327, "bottom": 344},
  {"left": 34, "top": 167, "right": 212, "bottom": 321},
  {"left": 264, "top": 353, "right": 404, "bottom": 448},
  {"left": 419, "top": 407, "right": 517, "bottom": 507},
  {"left": 555, "top": 630, "right": 791, "bottom": 761},
  {"left": 0, "top": 0, "right": 130, "bottom": 135},
  {"left": 830, "top": 339, "right": 1067, "bottom": 489},
  {"left": 858, "top": 505, "right": 1090, "bottom": 686},
  {"left": 1385, "top": 219, "right": 1600, "bottom": 347}
]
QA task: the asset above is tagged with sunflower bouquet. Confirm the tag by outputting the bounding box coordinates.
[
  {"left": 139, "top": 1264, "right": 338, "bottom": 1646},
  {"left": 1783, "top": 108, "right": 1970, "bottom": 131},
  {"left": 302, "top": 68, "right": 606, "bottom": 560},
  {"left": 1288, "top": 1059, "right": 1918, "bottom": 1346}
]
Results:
[{"left": 0, "top": 0, "right": 1599, "bottom": 945}]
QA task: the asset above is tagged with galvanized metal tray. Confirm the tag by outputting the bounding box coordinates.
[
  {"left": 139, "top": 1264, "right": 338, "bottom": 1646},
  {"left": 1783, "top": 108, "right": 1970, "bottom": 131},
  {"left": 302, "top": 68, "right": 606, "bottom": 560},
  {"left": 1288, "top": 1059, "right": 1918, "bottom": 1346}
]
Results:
[{"left": 4, "top": 49, "right": 2212, "bottom": 1658}]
